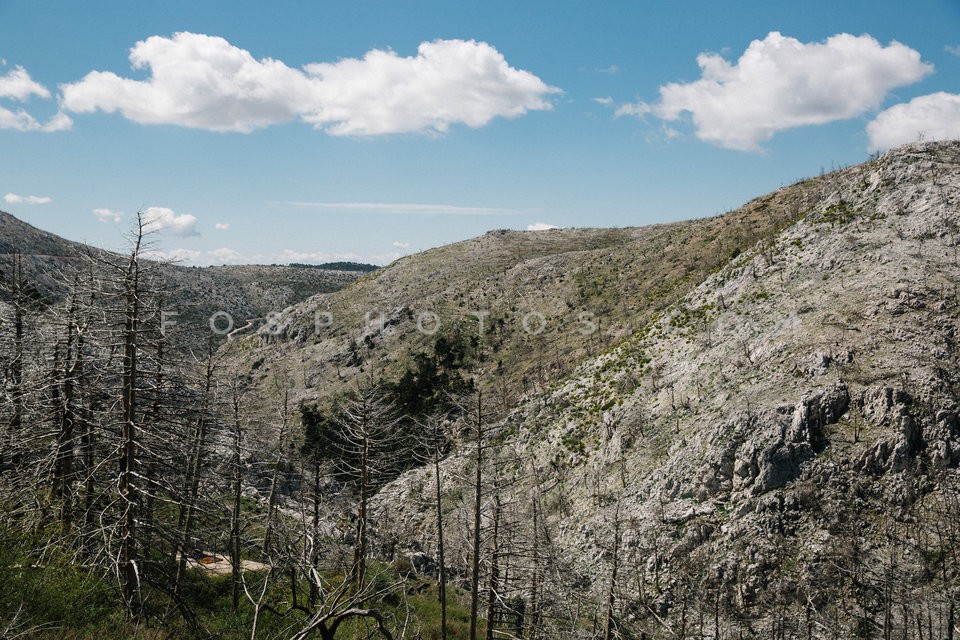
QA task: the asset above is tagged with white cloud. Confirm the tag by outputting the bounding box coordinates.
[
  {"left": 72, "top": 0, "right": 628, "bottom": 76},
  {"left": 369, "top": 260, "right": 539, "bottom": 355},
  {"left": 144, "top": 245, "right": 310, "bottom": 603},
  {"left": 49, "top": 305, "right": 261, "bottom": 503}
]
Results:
[
  {"left": 593, "top": 96, "right": 614, "bottom": 106},
  {"left": 214, "top": 222, "right": 230, "bottom": 230},
  {"left": 867, "top": 92, "right": 960, "bottom": 151},
  {"left": 392, "top": 240, "right": 410, "bottom": 248},
  {"left": 282, "top": 201, "right": 526, "bottom": 215},
  {"left": 4, "top": 192, "right": 51, "bottom": 204},
  {"left": 279, "top": 249, "right": 367, "bottom": 264},
  {"left": 0, "top": 106, "right": 71, "bottom": 132},
  {"left": 138, "top": 247, "right": 240, "bottom": 265},
  {"left": 93, "top": 207, "right": 124, "bottom": 223},
  {"left": 946, "top": 45, "right": 960, "bottom": 57},
  {"left": 302, "top": 38, "right": 560, "bottom": 136},
  {"left": 60, "top": 32, "right": 559, "bottom": 136},
  {"left": 140, "top": 206, "right": 199, "bottom": 237},
  {"left": 614, "top": 102, "right": 650, "bottom": 118},
  {"left": 0, "top": 65, "right": 73, "bottom": 132},
  {"left": 527, "top": 222, "right": 559, "bottom": 231},
  {"left": 0, "top": 65, "right": 50, "bottom": 100},
  {"left": 141, "top": 248, "right": 203, "bottom": 263},
  {"left": 597, "top": 65, "right": 620, "bottom": 75},
  {"left": 623, "top": 32, "right": 932, "bottom": 151},
  {"left": 208, "top": 247, "right": 242, "bottom": 263}
]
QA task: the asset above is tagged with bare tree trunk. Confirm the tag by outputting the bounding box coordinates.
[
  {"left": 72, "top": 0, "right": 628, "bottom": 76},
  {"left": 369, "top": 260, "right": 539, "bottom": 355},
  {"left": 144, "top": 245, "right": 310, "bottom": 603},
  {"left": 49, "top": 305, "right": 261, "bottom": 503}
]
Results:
[
  {"left": 263, "top": 382, "right": 290, "bottom": 556},
  {"left": 337, "top": 378, "right": 398, "bottom": 594},
  {"left": 485, "top": 491, "right": 501, "bottom": 640},
  {"left": 434, "top": 426, "right": 448, "bottom": 640},
  {"left": 55, "top": 337, "right": 76, "bottom": 532},
  {"left": 528, "top": 479, "right": 541, "bottom": 640},
  {"left": 231, "top": 384, "right": 244, "bottom": 613},
  {"left": 352, "top": 427, "right": 369, "bottom": 592},
  {"left": 81, "top": 384, "right": 97, "bottom": 550},
  {"left": 174, "top": 343, "right": 215, "bottom": 595},
  {"left": 143, "top": 307, "right": 166, "bottom": 532},
  {"left": 55, "top": 283, "right": 90, "bottom": 535},
  {"left": 119, "top": 222, "right": 143, "bottom": 616},
  {"left": 603, "top": 502, "right": 621, "bottom": 640},
  {"left": 262, "top": 444, "right": 284, "bottom": 557},
  {"left": 4, "top": 254, "right": 26, "bottom": 470},
  {"left": 308, "top": 453, "right": 321, "bottom": 610},
  {"left": 469, "top": 389, "right": 484, "bottom": 640}
]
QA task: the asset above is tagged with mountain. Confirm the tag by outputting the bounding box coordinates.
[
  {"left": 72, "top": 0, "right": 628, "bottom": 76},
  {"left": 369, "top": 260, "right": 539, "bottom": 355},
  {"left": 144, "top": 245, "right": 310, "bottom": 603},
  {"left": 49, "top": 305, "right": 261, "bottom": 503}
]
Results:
[
  {"left": 2, "top": 142, "right": 959, "bottom": 639},
  {"left": 0, "top": 210, "right": 368, "bottom": 352},
  {"left": 222, "top": 172, "right": 833, "bottom": 416},
  {"left": 217, "top": 141, "right": 960, "bottom": 637},
  {"left": 369, "top": 141, "right": 960, "bottom": 637},
  {"left": 0, "top": 210, "right": 91, "bottom": 256}
]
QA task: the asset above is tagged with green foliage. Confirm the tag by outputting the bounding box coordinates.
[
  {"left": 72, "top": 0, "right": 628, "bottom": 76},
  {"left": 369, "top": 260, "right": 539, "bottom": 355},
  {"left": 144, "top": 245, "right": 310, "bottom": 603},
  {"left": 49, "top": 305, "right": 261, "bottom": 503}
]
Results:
[
  {"left": 0, "top": 562, "right": 118, "bottom": 633},
  {"left": 300, "top": 402, "right": 339, "bottom": 459},
  {"left": 0, "top": 527, "right": 482, "bottom": 639},
  {"left": 561, "top": 426, "right": 587, "bottom": 455},
  {"left": 817, "top": 199, "right": 859, "bottom": 225},
  {"left": 388, "top": 330, "right": 476, "bottom": 419}
]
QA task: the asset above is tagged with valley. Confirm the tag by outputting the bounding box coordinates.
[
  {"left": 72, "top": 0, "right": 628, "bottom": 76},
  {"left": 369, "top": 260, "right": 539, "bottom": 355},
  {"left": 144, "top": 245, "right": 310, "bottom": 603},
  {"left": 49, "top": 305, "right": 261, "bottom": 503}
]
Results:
[{"left": 1, "top": 141, "right": 959, "bottom": 639}]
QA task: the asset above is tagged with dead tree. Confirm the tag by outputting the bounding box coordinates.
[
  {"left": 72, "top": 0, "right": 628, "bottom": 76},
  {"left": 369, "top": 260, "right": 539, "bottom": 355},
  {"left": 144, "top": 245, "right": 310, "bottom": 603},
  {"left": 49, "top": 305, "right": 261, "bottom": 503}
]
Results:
[
  {"left": 428, "top": 415, "right": 451, "bottom": 640},
  {"left": 173, "top": 340, "right": 218, "bottom": 596},
  {"left": 117, "top": 214, "right": 146, "bottom": 615},
  {"left": 469, "top": 388, "right": 486, "bottom": 640},
  {"left": 335, "top": 377, "right": 400, "bottom": 592},
  {"left": 5, "top": 255, "right": 25, "bottom": 464},
  {"left": 261, "top": 370, "right": 297, "bottom": 561},
  {"left": 230, "top": 380, "right": 247, "bottom": 613}
]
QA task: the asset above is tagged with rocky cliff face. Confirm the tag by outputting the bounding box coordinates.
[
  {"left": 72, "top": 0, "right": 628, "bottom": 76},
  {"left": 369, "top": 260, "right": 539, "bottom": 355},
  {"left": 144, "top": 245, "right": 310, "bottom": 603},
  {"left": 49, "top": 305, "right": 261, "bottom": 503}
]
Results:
[{"left": 372, "top": 142, "right": 960, "bottom": 638}]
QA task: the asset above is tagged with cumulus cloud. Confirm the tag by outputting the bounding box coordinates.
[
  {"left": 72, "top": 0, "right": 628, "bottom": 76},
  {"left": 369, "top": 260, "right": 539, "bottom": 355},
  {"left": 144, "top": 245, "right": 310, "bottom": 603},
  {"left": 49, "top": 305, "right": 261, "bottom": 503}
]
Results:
[
  {"left": 279, "top": 249, "right": 366, "bottom": 264},
  {"left": 0, "top": 65, "right": 73, "bottom": 132},
  {"left": 527, "top": 222, "right": 559, "bottom": 231},
  {"left": 214, "top": 222, "right": 230, "bottom": 230},
  {"left": 0, "top": 108, "right": 72, "bottom": 132},
  {"left": 0, "top": 65, "right": 50, "bottom": 100},
  {"left": 301, "top": 38, "right": 560, "bottom": 135},
  {"left": 4, "top": 192, "right": 51, "bottom": 204},
  {"left": 621, "top": 32, "right": 932, "bottom": 151},
  {"left": 142, "top": 248, "right": 203, "bottom": 263},
  {"left": 392, "top": 240, "right": 410, "bottom": 248},
  {"left": 867, "top": 92, "right": 960, "bottom": 151},
  {"left": 60, "top": 32, "right": 559, "bottom": 135},
  {"left": 208, "top": 247, "right": 242, "bottom": 263},
  {"left": 93, "top": 207, "right": 124, "bottom": 223},
  {"left": 946, "top": 45, "right": 960, "bottom": 57},
  {"left": 141, "top": 206, "right": 199, "bottom": 237}
]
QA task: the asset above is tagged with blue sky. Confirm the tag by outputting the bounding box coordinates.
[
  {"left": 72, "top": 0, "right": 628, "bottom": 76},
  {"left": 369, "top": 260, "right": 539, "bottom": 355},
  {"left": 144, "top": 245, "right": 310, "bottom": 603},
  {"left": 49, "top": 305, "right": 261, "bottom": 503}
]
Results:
[{"left": 1, "top": 0, "right": 958, "bottom": 265}]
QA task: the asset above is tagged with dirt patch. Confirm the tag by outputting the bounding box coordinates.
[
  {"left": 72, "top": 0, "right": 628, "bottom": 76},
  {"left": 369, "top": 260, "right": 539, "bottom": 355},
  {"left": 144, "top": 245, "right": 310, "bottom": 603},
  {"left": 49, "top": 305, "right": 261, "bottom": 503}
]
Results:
[{"left": 178, "top": 552, "right": 270, "bottom": 576}]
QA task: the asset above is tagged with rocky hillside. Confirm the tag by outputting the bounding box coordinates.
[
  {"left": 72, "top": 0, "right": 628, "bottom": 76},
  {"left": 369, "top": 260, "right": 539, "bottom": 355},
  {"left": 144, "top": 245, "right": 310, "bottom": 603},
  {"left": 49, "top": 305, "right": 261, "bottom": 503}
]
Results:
[
  {"left": 0, "top": 210, "right": 93, "bottom": 256},
  {"left": 222, "top": 170, "right": 841, "bottom": 419},
  {"left": 369, "top": 141, "right": 960, "bottom": 638},
  {"left": 2, "top": 143, "right": 958, "bottom": 639},
  {"left": 0, "top": 211, "right": 367, "bottom": 353}
]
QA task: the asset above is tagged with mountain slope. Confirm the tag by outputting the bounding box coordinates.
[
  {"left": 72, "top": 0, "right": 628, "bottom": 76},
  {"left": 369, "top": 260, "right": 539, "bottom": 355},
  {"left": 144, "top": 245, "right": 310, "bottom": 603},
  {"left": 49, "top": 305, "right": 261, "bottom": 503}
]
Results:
[
  {"left": 0, "top": 210, "right": 367, "bottom": 352},
  {"left": 372, "top": 141, "right": 960, "bottom": 637},
  {"left": 222, "top": 172, "right": 839, "bottom": 416},
  {"left": 3, "top": 143, "right": 959, "bottom": 638},
  {"left": 0, "top": 211, "right": 90, "bottom": 256}
]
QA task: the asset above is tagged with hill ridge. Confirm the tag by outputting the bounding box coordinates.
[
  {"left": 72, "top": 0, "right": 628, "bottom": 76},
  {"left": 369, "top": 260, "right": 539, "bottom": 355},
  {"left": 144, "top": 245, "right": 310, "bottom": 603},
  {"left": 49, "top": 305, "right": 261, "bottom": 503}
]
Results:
[{"left": 369, "top": 140, "right": 960, "bottom": 637}]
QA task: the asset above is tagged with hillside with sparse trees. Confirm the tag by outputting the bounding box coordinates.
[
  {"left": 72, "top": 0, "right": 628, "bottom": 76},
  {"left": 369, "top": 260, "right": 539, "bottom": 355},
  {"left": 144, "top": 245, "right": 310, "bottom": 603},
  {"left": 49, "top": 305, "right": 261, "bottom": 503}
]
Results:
[{"left": 1, "top": 141, "right": 959, "bottom": 639}]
